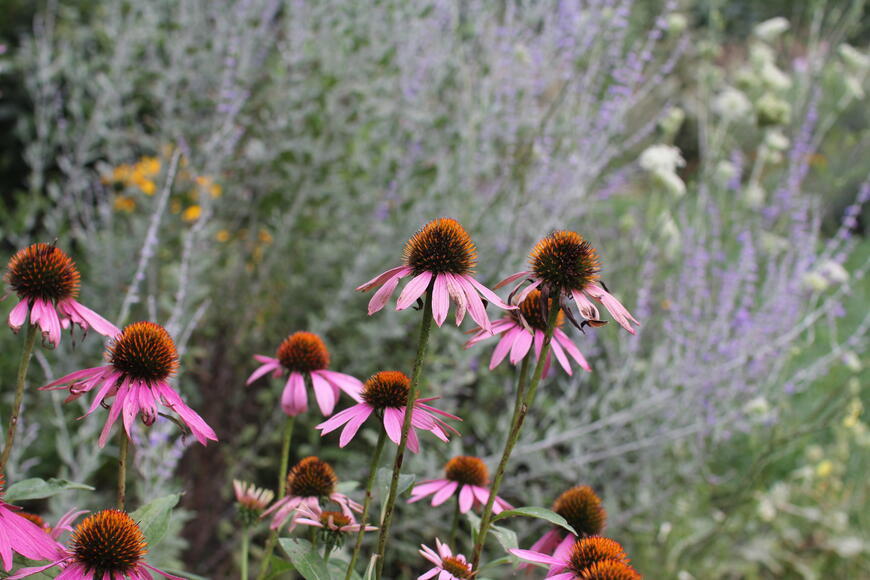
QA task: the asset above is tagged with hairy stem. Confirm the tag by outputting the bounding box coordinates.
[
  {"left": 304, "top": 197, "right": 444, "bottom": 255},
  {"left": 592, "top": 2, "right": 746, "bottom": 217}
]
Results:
[
  {"left": 0, "top": 322, "right": 38, "bottom": 472},
  {"left": 346, "top": 427, "right": 388, "bottom": 580},
  {"left": 374, "top": 290, "right": 434, "bottom": 579},
  {"left": 241, "top": 527, "right": 250, "bottom": 580},
  {"left": 117, "top": 430, "right": 129, "bottom": 510},
  {"left": 471, "top": 307, "right": 559, "bottom": 570}
]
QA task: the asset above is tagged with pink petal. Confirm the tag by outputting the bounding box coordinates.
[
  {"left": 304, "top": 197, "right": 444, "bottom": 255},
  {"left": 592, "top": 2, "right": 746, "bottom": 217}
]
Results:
[
  {"left": 246, "top": 362, "right": 280, "bottom": 386},
  {"left": 83, "top": 373, "right": 122, "bottom": 416},
  {"left": 406, "top": 425, "right": 420, "bottom": 453},
  {"left": 396, "top": 271, "right": 432, "bottom": 310},
  {"left": 509, "top": 328, "right": 534, "bottom": 364},
  {"left": 157, "top": 383, "right": 218, "bottom": 444},
  {"left": 316, "top": 405, "right": 364, "bottom": 435},
  {"left": 584, "top": 284, "right": 640, "bottom": 333},
  {"left": 554, "top": 329, "right": 591, "bottom": 371},
  {"left": 59, "top": 299, "right": 120, "bottom": 337},
  {"left": 488, "top": 329, "right": 516, "bottom": 369},
  {"left": 571, "top": 289, "right": 600, "bottom": 321},
  {"left": 409, "top": 480, "right": 449, "bottom": 501},
  {"left": 494, "top": 270, "right": 533, "bottom": 289},
  {"left": 317, "top": 370, "right": 363, "bottom": 401},
  {"left": 431, "top": 481, "right": 458, "bottom": 506},
  {"left": 528, "top": 528, "right": 563, "bottom": 557},
  {"left": 281, "top": 372, "right": 307, "bottom": 416},
  {"left": 310, "top": 372, "right": 336, "bottom": 416},
  {"left": 549, "top": 339, "right": 573, "bottom": 376},
  {"left": 444, "top": 273, "right": 467, "bottom": 324},
  {"left": 457, "top": 275, "right": 490, "bottom": 331},
  {"left": 254, "top": 354, "right": 278, "bottom": 364},
  {"left": 464, "top": 276, "right": 515, "bottom": 310},
  {"left": 418, "top": 568, "right": 439, "bottom": 580},
  {"left": 339, "top": 405, "right": 373, "bottom": 447},
  {"left": 357, "top": 265, "right": 412, "bottom": 292},
  {"left": 121, "top": 384, "right": 141, "bottom": 438},
  {"left": 7, "top": 299, "right": 29, "bottom": 332},
  {"left": 431, "top": 274, "right": 449, "bottom": 327},
  {"left": 513, "top": 279, "right": 543, "bottom": 305},
  {"left": 552, "top": 534, "right": 575, "bottom": 564},
  {"left": 458, "top": 485, "right": 474, "bottom": 513},
  {"left": 368, "top": 272, "right": 404, "bottom": 315},
  {"left": 99, "top": 384, "right": 129, "bottom": 447},
  {"left": 140, "top": 563, "right": 187, "bottom": 580},
  {"left": 383, "top": 407, "right": 403, "bottom": 444},
  {"left": 41, "top": 366, "right": 105, "bottom": 390},
  {"left": 508, "top": 549, "right": 564, "bottom": 567}
]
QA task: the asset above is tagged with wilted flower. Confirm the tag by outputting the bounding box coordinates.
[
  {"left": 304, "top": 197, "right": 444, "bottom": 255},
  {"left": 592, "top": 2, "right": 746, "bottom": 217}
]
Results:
[
  {"left": 295, "top": 503, "right": 376, "bottom": 534},
  {"left": 4, "top": 243, "right": 119, "bottom": 347},
  {"left": 233, "top": 480, "right": 274, "bottom": 525},
  {"left": 408, "top": 456, "right": 513, "bottom": 514},
  {"left": 357, "top": 218, "right": 514, "bottom": 330},
  {"left": 511, "top": 536, "right": 640, "bottom": 579},
  {"left": 497, "top": 231, "right": 639, "bottom": 335},
  {"left": 465, "top": 290, "right": 590, "bottom": 376},
  {"left": 419, "top": 539, "right": 473, "bottom": 580},
  {"left": 0, "top": 473, "right": 63, "bottom": 571},
  {"left": 262, "top": 457, "right": 362, "bottom": 532},
  {"left": 316, "top": 371, "right": 461, "bottom": 453},
  {"left": 42, "top": 321, "right": 218, "bottom": 447},
  {"left": 8, "top": 509, "right": 184, "bottom": 579},
  {"left": 247, "top": 331, "right": 363, "bottom": 417}
]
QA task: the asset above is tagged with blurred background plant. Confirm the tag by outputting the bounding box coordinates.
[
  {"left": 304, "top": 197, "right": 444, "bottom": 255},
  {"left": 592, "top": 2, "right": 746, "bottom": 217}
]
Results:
[{"left": 0, "top": 0, "right": 866, "bottom": 578}]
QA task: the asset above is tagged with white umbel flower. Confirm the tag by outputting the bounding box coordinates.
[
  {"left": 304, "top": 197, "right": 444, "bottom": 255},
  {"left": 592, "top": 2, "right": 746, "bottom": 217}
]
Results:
[{"left": 754, "top": 17, "right": 790, "bottom": 43}]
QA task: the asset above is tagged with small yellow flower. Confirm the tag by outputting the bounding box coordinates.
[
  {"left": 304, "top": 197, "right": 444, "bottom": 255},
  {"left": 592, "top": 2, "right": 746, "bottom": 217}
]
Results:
[
  {"left": 113, "top": 196, "right": 136, "bottom": 213},
  {"left": 216, "top": 229, "right": 231, "bottom": 243},
  {"left": 195, "top": 176, "right": 211, "bottom": 187},
  {"left": 182, "top": 205, "right": 202, "bottom": 222},
  {"left": 139, "top": 180, "right": 156, "bottom": 195},
  {"left": 138, "top": 156, "right": 161, "bottom": 176},
  {"left": 209, "top": 183, "right": 222, "bottom": 198},
  {"left": 258, "top": 229, "right": 273, "bottom": 244},
  {"left": 816, "top": 460, "right": 833, "bottom": 478}
]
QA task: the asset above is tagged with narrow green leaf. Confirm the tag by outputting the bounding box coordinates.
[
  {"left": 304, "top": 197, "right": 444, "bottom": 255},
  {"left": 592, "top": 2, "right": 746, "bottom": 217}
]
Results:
[
  {"left": 3, "top": 477, "right": 94, "bottom": 503},
  {"left": 279, "top": 538, "right": 331, "bottom": 580},
  {"left": 362, "top": 554, "right": 378, "bottom": 580},
  {"left": 130, "top": 493, "right": 180, "bottom": 546},
  {"left": 491, "top": 506, "right": 578, "bottom": 535}
]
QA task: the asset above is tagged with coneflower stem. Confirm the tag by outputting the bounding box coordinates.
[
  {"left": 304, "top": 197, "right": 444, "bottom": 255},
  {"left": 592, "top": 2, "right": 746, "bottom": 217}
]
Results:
[
  {"left": 256, "top": 414, "right": 296, "bottom": 580},
  {"left": 471, "top": 307, "right": 559, "bottom": 570},
  {"left": 0, "top": 322, "right": 38, "bottom": 472},
  {"left": 448, "top": 497, "right": 461, "bottom": 548},
  {"left": 374, "top": 289, "right": 434, "bottom": 579},
  {"left": 345, "top": 426, "right": 388, "bottom": 580},
  {"left": 117, "top": 430, "right": 129, "bottom": 510},
  {"left": 241, "top": 527, "right": 250, "bottom": 580}
]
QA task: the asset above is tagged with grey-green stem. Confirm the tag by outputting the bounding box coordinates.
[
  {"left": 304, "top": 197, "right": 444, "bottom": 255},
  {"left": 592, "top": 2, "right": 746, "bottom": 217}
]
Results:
[
  {"left": 345, "top": 427, "right": 388, "bottom": 580},
  {"left": 256, "top": 413, "right": 296, "bottom": 580},
  {"left": 0, "top": 322, "right": 38, "bottom": 472}
]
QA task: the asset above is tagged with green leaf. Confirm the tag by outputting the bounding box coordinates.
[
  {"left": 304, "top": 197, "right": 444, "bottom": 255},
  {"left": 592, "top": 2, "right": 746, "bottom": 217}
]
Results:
[
  {"left": 264, "top": 555, "right": 296, "bottom": 579},
  {"left": 328, "top": 558, "right": 359, "bottom": 579},
  {"left": 489, "top": 523, "right": 518, "bottom": 552},
  {"left": 362, "top": 554, "right": 377, "bottom": 580},
  {"left": 491, "top": 506, "right": 578, "bottom": 536},
  {"left": 479, "top": 555, "right": 513, "bottom": 573},
  {"left": 376, "top": 467, "right": 415, "bottom": 521},
  {"left": 336, "top": 480, "right": 360, "bottom": 493},
  {"left": 3, "top": 477, "right": 94, "bottom": 503},
  {"left": 130, "top": 493, "right": 180, "bottom": 546},
  {"left": 279, "top": 538, "right": 330, "bottom": 580},
  {"left": 163, "top": 570, "right": 208, "bottom": 580},
  {"left": 465, "top": 511, "right": 481, "bottom": 545}
]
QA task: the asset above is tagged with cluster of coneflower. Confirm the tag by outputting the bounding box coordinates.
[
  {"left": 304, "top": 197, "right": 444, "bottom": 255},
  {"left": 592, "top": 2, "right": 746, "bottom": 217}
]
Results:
[{"left": 0, "top": 218, "right": 640, "bottom": 579}]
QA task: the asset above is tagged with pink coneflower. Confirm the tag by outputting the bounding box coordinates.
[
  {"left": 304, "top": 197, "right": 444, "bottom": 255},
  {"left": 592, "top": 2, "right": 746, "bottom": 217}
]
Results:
[
  {"left": 233, "top": 480, "right": 274, "bottom": 525},
  {"left": 41, "top": 321, "right": 218, "bottom": 447},
  {"left": 8, "top": 509, "right": 184, "bottom": 579},
  {"left": 408, "top": 456, "right": 513, "bottom": 514},
  {"left": 527, "top": 486, "right": 607, "bottom": 561},
  {"left": 295, "top": 503, "right": 377, "bottom": 534},
  {"left": 510, "top": 536, "right": 640, "bottom": 579},
  {"left": 0, "top": 473, "right": 62, "bottom": 571},
  {"left": 247, "top": 331, "right": 362, "bottom": 416},
  {"left": 357, "top": 218, "right": 514, "bottom": 330},
  {"left": 4, "top": 243, "right": 119, "bottom": 347},
  {"left": 497, "top": 231, "right": 639, "bottom": 335},
  {"left": 262, "top": 457, "right": 362, "bottom": 532},
  {"left": 465, "top": 289, "right": 590, "bottom": 376},
  {"left": 18, "top": 507, "right": 88, "bottom": 541},
  {"left": 316, "top": 371, "right": 460, "bottom": 453},
  {"left": 419, "top": 538, "right": 473, "bottom": 580}
]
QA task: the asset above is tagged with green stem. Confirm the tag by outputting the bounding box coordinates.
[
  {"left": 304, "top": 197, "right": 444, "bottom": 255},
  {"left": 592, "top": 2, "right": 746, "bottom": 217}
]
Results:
[
  {"left": 374, "top": 290, "right": 434, "bottom": 579},
  {"left": 448, "top": 496, "right": 461, "bottom": 549},
  {"left": 241, "top": 527, "right": 250, "bottom": 580},
  {"left": 256, "top": 414, "right": 296, "bottom": 580},
  {"left": 345, "top": 427, "right": 388, "bottom": 580},
  {"left": 117, "top": 430, "right": 129, "bottom": 510},
  {"left": 471, "top": 307, "right": 559, "bottom": 570},
  {"left": 0, "top": 322, "right": 38, "bottom": 472}
]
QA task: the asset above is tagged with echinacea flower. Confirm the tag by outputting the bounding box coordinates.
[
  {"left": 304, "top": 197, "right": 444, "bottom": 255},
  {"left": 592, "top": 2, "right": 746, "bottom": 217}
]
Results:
[
  {"left": 4, "top": 243, "right": 119, "bottom": 347},
  {"left": 233, "top": 480, "right": 274, "bottom": 525},
  {"left": 0, "top": 473, "right": 63, "bottom": 571},
  {"left": 294, "top": 503, "right": 377, "bottom": 534},
  {"left": 497, "top": 231, "right": 639, "bottom": 335},
  {"left": 408, "top": 456, "right": 513, "bottom": 514},
  {"left": 465, "top": 289, "right": 590, "bottom": 376},
  {"left": 246, "top": 331, "right": 362, "bottom": 416},
  {"left": 18, "top": 507, "right": 88, "bottom": 541},
  {"left": 8, "top": 509, "right": 184, "bottom": 579},
  {"left": 419, "top": 538, "right": 473, "bottom": 580},
  {"left": 511, "top": 536, "right": 640, "bottom": 579},
  {"left": 527, "top": 486, "right": 607, "bottom": 560},
  {"left": 357, "top": 218, "right": 514, "bottom": 330},
  {"left": 316, "top": 371, "right": 461, "bottom": 453},
  {"left": 41, "top": 321, "right": 218, "bottom": 447},
  {"left": 262, "top": 457, "right": 362, "bottom": 532}
]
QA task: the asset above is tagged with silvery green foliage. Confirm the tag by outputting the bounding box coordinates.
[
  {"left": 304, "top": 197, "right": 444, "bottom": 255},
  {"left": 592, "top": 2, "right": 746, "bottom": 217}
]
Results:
[{"left": 3, "top": 0, "right": 867, "bottom": 576}]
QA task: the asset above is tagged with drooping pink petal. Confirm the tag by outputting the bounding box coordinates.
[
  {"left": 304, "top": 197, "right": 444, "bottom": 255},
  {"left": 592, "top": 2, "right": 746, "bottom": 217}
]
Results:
[
  {"left": 246, "top": 361, "right": 281, "bottom": 386},
  {"left": 464, "top": 276, "right": 515, "bottom": 310},
  {"left": 509, "top": 328, "right": 533, "bottom": 364},
  {"left": 571, "top": 289, "right": 601, "bottom": 321},
  {"left": 396, "top": 271, "right": 433, "bottom": 311},
  {"left": 419, "top": 544, "right": 441, "bottom": 566},
  {"left": 527, "top": 528, "right": 564, "bottom": 558},
  {"left": 317, "top": 370, "right": 363, "bottom": 401},
  {"left": 41, "top": 366, "right": 105, "bottom": 390},
  {"left": 98, "top": 384, "right": 130, "bottom": 447},
  {"left": 495, "top": 270, "right": 533, "bottom": 289},
  {"left": 408, "top": 480, "right": 450, "bottom": 501},
  {"left": 444, "top": 273, "right": 467, "bottom": 325},
  {"left": 51, "top": 509, "right": 87, "bottom": 539},
  {"left": 140, "top": 563, "right": 187, "bottom": 580},
  {"left": 458, "top": 485, "right": 474, "bottom": 513},
  {"left": 431, "top": 274, "right": 449, "bottom": 326},
  {"left": 414, "top": 401, "right": 462, "bottom": 422},
  {"left": 406, "top": 424, "right": 420, "bottom": 453},
  {"left": 339, "top": 405, "right": 373, "bottom": 447},
  {"left": 59, "top": 299, "right": 120, "bottom": 337},
  {"left": 7, "top": 299, "right": 29, "bottom": 332},
  {"left": 368, "top": 272, "right": 404, "bottom": 315},
  {"left": 316, "top": 405, "right": 363, "bottom": 435},
  {"left": 121, "top": 383, "right": 142, "bottom": 439},
  {"left": 431, "top": 481, "right": 458, "bottom": 506},
  {"left": 281, "top": 372, "right": 307, "bottom": 416},
  {"left": 513, "top": 279, "right": 543, "bottom": 306},
  {"left": 254, "top": 354, "right": 279, "bottom": 365},
  {"left": 584, "top": 284, "right": 640, "bottom": 334},
  {"left": 418, "top": 568, "right": 439, "bottom": 580},
  {"left": 83, "top": 373, "right": 123, "bottom": 417},
  {"left": 554, "top": 329, "right": 591, "bottom": 371},
  {"left": 551, "top": 534, "right": 575, "bottom": 565},
  {"left": 508, "top": 549, "right": 565, "bottom": 567},
  {"left": 457, "top": 275, "right": 490, "bottom": 331},
  {"left": 383, "top": 407, "right": 403, "bottom": 444},
  {"left": 5, "top": 560, "right": 65, "bottom": 579},
  {"left": 157, "top": 383, "right": 218, "bottom": 445},
  {"left": 357, "top": 265, "right": 413, "bottom": 292},
  {"left": 310, "top": 372, "right": 336, "bottom": 416},
  {"left": 549, "top": 339, "right": 573, "bottom": 375},
  {"left": 488, "top": 328, "right": 517, "bottom": 369}
]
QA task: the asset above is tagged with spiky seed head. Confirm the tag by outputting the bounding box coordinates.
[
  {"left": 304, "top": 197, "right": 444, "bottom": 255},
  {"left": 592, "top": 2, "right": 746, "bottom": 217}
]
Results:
[
  {"left": 402, "top": 218, "right": 477, "bottom": 276},
  {"left": 276, "top": 332, "right": 330, "bottom": 373},
  {"left": 440, "top": 556, "right": 473, "bottom": 579},
  {"left": 552, "top": 485, "right": 606, "bottom": 537},
  {"left": 70, "top": 509, "right": 147, "bottom": 576},
  {"left": 444, "top": 456, "right": 489, "bottom": 487},
  {"left": 529, "top": 231, "right": 600, "bottom": 292},
  {"left": 568, "top": 537, "right": 630, "bottom": 573},
  {"left": 513, "top": 289, "right": 564, "bottom": 330},
  {"left": 108, "top": 322, "right": 179, "bottom": 382},
  {"left": 5, "top": 243, "right": 80, "bottom": 302},
  {"left": 320, "top": 510, "right": 352, "bottom": 529},
  {"left": 286, "top": 457, "right": 337, "bottom": 498},
  {"left": 579, "top": 560, "right": 642, "bottom": 580},
  {"left": 361, "top": 371, "right": 411, "bottom": 409}
]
